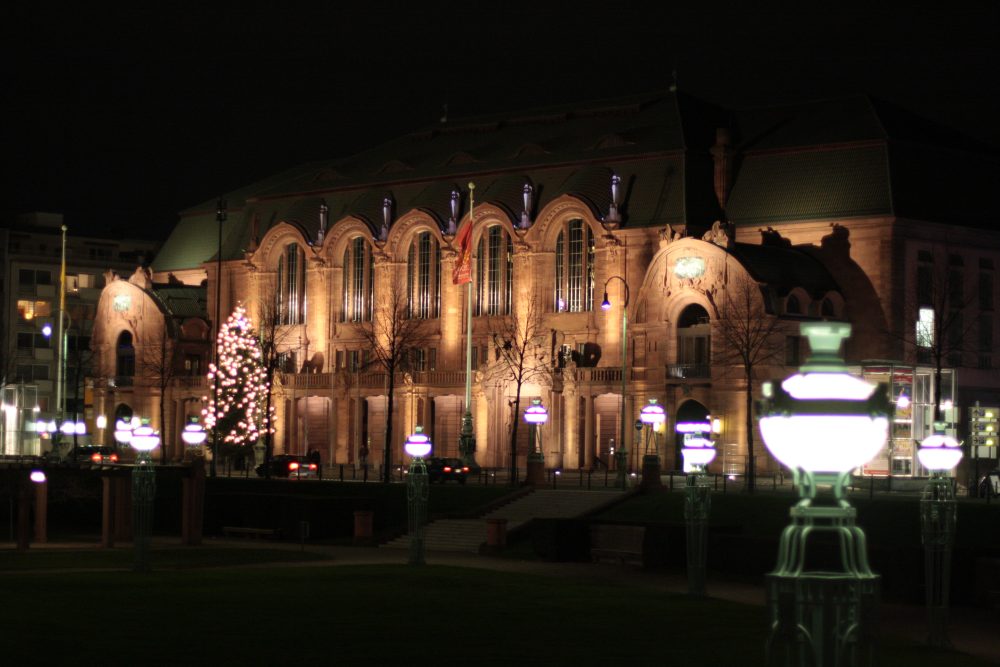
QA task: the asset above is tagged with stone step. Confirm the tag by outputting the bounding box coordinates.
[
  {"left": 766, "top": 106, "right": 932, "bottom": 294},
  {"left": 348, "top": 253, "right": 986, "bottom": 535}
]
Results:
[{"left": 381, "top": 488, "right": 625, "bottom": 552}]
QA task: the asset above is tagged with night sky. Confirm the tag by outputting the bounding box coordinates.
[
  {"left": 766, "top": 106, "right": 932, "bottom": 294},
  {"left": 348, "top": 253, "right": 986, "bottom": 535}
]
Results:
[{"left": 4, "top": 3, "right": 998, "bottom": 242}]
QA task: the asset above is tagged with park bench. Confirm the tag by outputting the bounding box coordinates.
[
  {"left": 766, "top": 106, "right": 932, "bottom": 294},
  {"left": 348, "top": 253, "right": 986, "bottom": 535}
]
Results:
[
  {"left": 590, "top": 524, "right": 645, "bottom": 566},
  {"left": 222, "top": 526, "right": 280, "bottom": 540}
]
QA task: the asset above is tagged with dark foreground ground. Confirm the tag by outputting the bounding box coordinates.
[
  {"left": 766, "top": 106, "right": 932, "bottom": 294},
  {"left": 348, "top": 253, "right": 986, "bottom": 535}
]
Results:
[{"left": 0, "top": 540, "right": 996, "bottom": 666}]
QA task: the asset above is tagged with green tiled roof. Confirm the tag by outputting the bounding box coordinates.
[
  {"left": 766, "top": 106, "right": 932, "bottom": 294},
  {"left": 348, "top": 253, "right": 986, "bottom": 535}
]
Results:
[
  {"left": 729, "top": 242, "right": 839, "bottom": 296},
  {"left": 726, "top": 145, "right": 892, "bottom": 225},
  {"left": 150, "top": 285, "right": 208, "bottom": 319}
]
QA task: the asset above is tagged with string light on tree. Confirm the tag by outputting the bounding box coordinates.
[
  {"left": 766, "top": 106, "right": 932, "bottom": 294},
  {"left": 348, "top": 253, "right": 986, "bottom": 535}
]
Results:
[{"left": 202, "top": 305, "right": 274, "bottom": 450}]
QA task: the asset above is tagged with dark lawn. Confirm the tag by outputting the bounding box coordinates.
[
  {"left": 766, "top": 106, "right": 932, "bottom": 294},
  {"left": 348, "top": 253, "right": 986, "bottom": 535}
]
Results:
[{"left": 0, "top": 558, "right": 989, "bottom": 666}]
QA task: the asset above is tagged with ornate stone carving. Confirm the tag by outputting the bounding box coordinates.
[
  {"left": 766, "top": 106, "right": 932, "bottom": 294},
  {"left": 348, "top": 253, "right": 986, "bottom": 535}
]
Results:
[{"left": 702, "top": 220, "right": 733, "bottom": 248}]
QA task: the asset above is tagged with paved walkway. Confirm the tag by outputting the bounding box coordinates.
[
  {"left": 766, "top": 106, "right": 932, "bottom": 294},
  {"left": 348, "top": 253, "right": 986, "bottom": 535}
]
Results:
[{"left": 5, "top": 537, "right": 999, "bottom": 664}]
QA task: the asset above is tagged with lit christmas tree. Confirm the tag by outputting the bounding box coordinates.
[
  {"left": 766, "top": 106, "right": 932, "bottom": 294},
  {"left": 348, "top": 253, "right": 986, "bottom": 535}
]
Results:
[{"left": 202, "top": 305, "right": 273, "bottom": 451}]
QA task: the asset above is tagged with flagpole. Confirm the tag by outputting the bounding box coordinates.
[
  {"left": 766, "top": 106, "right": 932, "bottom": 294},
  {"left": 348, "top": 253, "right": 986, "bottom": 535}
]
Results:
[
  {"left": 55, "top": 225, "right": 67, "bottom": 436},
  {"left": 460, "top": 182, "right": 478, "bottom": 469}
]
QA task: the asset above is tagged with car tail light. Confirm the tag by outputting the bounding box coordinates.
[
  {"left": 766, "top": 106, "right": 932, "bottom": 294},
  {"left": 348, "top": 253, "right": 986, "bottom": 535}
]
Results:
[
  {"left": 110, "top": 453, "right": 119, "bottom": 462},
  {"left": 443, "top": 466, "right": 452, "bottom": 472},
  {"left": 462, "top": 467, "right": 469, "bottom": 472},
  {"left": 308, "top": 463, "right": 317, "bottom": 470},
  {"left": 289, "top": 462, "right": 299, "bottom": 471},
  {"left": 91, "top": 453, "right": 102, "bottom": 463}
]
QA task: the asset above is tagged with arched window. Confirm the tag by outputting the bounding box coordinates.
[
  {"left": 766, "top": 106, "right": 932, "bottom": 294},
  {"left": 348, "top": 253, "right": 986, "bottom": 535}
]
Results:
[
  {"left": 277, "top": 243, "right": 307, "bottom": 325},
  {"left": 341, "top": 237, "right": 374, "bottom": 322},
  {"left": 786, "top": 294, "right": 801, "bottom": 315},
  {"left": 554, "top": 219, "right": 594, "bottom": 312},
  {"left": 671, "top": 304, "right": 711, "bottom": 379},
  {"left": 407, "top": 231, "right": 441, "bottom": 319},
  {"left": 116, "top": 331, "right": 135, "bottom": 378},
  {"left": 475, "top": 224, "right": 513, "bottom": 316}
]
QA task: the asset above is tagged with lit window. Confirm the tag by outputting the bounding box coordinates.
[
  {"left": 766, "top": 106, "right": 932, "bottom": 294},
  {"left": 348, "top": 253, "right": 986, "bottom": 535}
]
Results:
[
  {"left": 554, "top": 219, "right": 594, "bottom": 312},
  {"left": 277, "top": 243, "right": 307, "bottom": 325},
  {"left": 407, "top": 231, "right": 441, "bottom": 319},
  {"left": 917, "top": 307, "right": 935, "bottom": 348},
  {"left": 475, "top": 225, "right": 513, "bottom": 316},
  {"left": 341, "top": 237, "right": 374, "bottom": 322}
]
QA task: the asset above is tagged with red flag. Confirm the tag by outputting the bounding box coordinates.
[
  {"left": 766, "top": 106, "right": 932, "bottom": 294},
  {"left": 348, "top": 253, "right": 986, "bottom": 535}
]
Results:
[{"left": 452, "top": 223, "right": 473, "bottom": 285}]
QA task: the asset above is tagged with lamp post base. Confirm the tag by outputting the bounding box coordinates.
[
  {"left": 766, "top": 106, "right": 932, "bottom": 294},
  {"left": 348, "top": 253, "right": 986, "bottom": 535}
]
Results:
[
  {"left": 132, "top": 453, "right": 156, "bottom": 573},
  {"left": 407, "top": 458, "right": 428, "bottom": 566},
  {"left": 766, "top": 573, "right": 880, "bottom": 667},
  {"left": 640, "top": 454, "right": 662, "bottom": 489},
  {"left": 458, "top": 411, "right": 478, "bottom": 471},
  {"left": 526, "top": 452, "right": 545, "bottom": 487},
  {"left": 921, "top": 474, "right": 957, "bottom": 648},
  {"left": 684, "top": 471, "right": 711, "bottom": 595},
  {"left": 614, "top": 450, "right": 628, "bottom": 490}
]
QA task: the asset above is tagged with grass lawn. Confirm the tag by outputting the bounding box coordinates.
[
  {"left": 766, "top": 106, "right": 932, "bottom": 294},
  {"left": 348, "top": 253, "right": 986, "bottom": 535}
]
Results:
[{"left": 0, "top": 552, "right": 989, "bottom": 666}]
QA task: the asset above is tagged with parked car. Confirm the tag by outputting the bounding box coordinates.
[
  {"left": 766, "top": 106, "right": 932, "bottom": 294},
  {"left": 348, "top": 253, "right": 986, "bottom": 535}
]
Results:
[
  {"left": 72, "top": 446, "right": 119, "bottom": 465},
  {"left": 426, "top": 457, "right": 469, "bottom": 484},
  {"left": 255, "top": 454, "right": 318, "bottom": 479},
  {"left": 979, "top": 469, "right": 1000, "bottom": 497}
]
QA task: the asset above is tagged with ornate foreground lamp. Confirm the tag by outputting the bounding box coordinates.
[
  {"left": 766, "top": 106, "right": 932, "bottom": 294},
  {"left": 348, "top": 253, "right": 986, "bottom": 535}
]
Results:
[
  {"left": 404, "top": 427, "right": 431, "bottom": 565},
  {"left": 638, "top": 399, "right": 665, "bottom": 489},
  {"left": 681, "top": 428, "right": 716, "bottom": 596},
  {"left": 917, "top": 427, "right": 962, "bottom": 648},
  {"left": 130, "top": 421, "right": 159, "bottom": 573},
  {"left": 758, "top": 322, "right": 891, "bottom": 667},
  {"left": 524, "top": 399, "right": 548, "bottom": 486}
]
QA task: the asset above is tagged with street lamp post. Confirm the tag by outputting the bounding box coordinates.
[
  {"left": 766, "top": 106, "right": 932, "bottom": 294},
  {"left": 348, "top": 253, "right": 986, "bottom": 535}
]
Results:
[
  {"left": 681, "top": 428, "right": 716, "bottom": 596},
  {"left": 130, "top": 421, "right": 159, "bottom": 573},
  {"left": 404, "top": 426, "right": 431, "bottom": 565},
  {"left": 638, "top": 399, "right": 665, "bottom": 489},
  {"left": 758, "top": 322, "right": 891, "bottom": 667},
  {"left": 524, "top": 399, "right": 548, "bottom": 486},
  {"left": 601, "top": 276, "right": 629, "bottom": 491},
  {"left": 211, "top": 198, "right": 226, "bottom": 477},
  {"left": 917, "top": 427, "right": 962, "bottom": 647}
]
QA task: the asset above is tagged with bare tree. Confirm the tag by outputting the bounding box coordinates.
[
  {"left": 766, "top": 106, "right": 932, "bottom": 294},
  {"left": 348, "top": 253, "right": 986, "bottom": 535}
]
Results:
[
  {"left": 256, "top": 292, "right": 294, "bottom": 479},
  {"left": 139, "top": 320, "right": 178, "bottom": 464},
  {"left": 485, "top": 295, "right": 551, "bottom": 485},
  {"left": 357, "top": 280, "right": 430, "bottom": 483},
  {"left": 713, "top": 271, "right": 784, "bottom": 493}
]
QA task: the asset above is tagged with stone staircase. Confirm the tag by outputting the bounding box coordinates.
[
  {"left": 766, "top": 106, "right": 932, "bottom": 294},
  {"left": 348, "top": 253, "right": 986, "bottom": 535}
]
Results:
[{"left": 380, "top": 488, "right": 625, "bottom": 553}]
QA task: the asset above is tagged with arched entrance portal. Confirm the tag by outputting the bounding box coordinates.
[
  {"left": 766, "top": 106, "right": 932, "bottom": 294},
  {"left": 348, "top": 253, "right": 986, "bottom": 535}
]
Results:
[{"left": 674, "top": 400, "right": 710, "bottom": 470}]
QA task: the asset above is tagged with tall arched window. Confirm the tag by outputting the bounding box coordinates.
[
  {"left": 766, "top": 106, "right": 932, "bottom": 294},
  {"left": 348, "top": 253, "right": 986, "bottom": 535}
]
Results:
[
  {"left": 277, "top": 243, "right": 307, "bottom": 325},
  {"left": 554, "top": 219, "right": 594, "bottom": 312},
  {"left": 341, "top": 237, "right": 374, "bottom": 322},
  {"left": 475, "top": 224, "right": 513, "bottom": 316},
  {"left": 116, "top": 331, "right": 135, "bottom": 378},
  {"left": 407, "top": 231, "right": 440, "bottom": 319}
]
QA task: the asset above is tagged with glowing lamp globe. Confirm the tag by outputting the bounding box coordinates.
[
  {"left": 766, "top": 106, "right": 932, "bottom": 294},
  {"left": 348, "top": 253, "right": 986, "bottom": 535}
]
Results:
[
  {"left": 918, "top": 433, "right": 963, "bottom": 472},
  {"left": 600, "top": 292, "right": 612, "bottom": 311},
  {"left": 404, "top": 426, "right": 432, "bottom": 459},
  {"left": 60, "top": 420, "right": 76, "bottom": 435},
  {"left": 181, "top": 420, "right": 207, "bottom": 446},
  {"left": 114, "top": 419, "right": 134, "bottom": 445},
  {"left": 524, "top": 399, "right": 548, "bottom": 425},
  {"left": 681, "top": 436, "right": 717, "bottom": 468},
  {"left": 30, "top": 470, "right": 47, "bottom": 484},
  {"left": 639, "top": 399, "right": 666, "bottom": 426},
  {"left": 758, "top": 322, "right": 890, "bottom": 474},
  {"left": 131, "top": 424, "right": 160, "bottom": 452},
  {"left": 96, "top": 415, "right": 108, "bottom": 430}
]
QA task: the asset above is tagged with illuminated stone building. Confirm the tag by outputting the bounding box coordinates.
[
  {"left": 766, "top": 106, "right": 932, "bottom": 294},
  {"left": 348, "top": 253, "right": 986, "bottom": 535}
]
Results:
[{"left": 89, "top": 91, "right": 1000, "bottom": 479}]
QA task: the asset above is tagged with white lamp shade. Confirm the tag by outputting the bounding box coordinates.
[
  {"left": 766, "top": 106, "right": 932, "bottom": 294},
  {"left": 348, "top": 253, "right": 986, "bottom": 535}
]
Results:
[
  {"left": 60, "top": 421, "right": 75, "bottom": 435},
  {"left": 639, "top": 400, "right": 666, "bottom": 425},
  {"left": 74, "top": 421, "right": 86, "bottom": 435},
  {"left": 181, "top": 422, "right": 207, "bottom": 445},
  {"left": 918, "top": 433, "right": 963, "bottom": 471},
  {"left": 131, "top": 425, "right": 160, "bottom": 452},
  {"left": 404, "top": 429, "right": 432, "bottom": 458},
  {"left": 682, "top": 447, "right": 717, "bottom": 467},
  {"left": 114, "top": 419, "right": 134, "bottom": 444},
  {"left": 96, "top": 415, "right": 108, "bottom": 429},
  {"left": 759, "top": 414, "right": 888, "bottom": 473},
  {"left": 30, "top": 470, "right": 47, "bottom": 483},
  {"left": 524, "top": 402, "right": 548, "bottom": 424}
]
